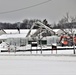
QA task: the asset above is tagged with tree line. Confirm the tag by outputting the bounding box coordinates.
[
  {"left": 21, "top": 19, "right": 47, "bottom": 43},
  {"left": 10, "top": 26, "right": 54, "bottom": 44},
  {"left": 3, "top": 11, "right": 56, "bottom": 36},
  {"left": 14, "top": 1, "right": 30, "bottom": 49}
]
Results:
[
  {"left": 0, "top": 13, "right": 76, "bottom": 29},
  {"left": 0, "top": 19, "right": 42, "bottom": 29},
  {"left": 0, "top": 19, "right": 52, "bottom": 29}
]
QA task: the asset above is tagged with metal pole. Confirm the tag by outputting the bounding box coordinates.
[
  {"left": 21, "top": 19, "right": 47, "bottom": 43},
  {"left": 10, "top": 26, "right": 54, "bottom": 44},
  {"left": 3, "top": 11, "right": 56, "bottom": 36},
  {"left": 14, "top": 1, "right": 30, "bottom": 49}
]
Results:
[
  {"left": 73, "top": 44, "right": 75, "bottom": 54},
  {"left": 39, "top": 29, "right": 42, "bottom": 54},
  {"left": 73, "top": 31, "right": 75, "bottom": 54},
  {"left": 14, "top": 42, "right": 16, "bottom": 53},
  {"left": 40, "top": 40, "right": 42, "bottom": 54},
  {"left": 25, "top": 39, "right": 26, "bottom": 50}
]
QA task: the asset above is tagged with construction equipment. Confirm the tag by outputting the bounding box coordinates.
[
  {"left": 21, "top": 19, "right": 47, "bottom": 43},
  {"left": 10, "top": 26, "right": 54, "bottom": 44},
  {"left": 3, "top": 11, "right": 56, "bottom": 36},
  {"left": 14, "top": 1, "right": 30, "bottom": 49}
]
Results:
[{"left": 26, "top": 21, "right": 55, "bottom": 38}]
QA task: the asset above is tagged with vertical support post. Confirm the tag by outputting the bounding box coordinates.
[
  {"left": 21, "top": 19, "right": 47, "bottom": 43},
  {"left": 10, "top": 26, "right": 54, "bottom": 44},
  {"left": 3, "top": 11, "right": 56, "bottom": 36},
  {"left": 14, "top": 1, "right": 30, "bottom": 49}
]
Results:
[
  {"left": 8, "top": 45, "right": 10, "bottom": 53},
  {"left": 40, "top": 42, "right": 42, "bottom": 54},
  {"left": 39, "top": 28, "right": 42, "bottom": 54},
  {"left": 14, "top": 42, "right": 16, "bottom": 53},
  {"left": 73, "top": 31, "right": 75, "bottom": 54},
  {"left": 51, "top": 50, "right": 53, "bottom": 54},
  {"left": 56, "top": 49, "right": 57, "bottom": 54},
  {"left": 25, "top": 39, "right": 26, "bottom": 50},
  {"left": 31, "top": 42, "right": 32, "bottom": 54},
  {"left": 73, "top": 44, "right": 75, "bottom": 54},
  {"left": 36, "top": 42, "right": 38, "bottom": 54},
  {"left": 36, "top": 46, "right": 37, "bottom": 54}
]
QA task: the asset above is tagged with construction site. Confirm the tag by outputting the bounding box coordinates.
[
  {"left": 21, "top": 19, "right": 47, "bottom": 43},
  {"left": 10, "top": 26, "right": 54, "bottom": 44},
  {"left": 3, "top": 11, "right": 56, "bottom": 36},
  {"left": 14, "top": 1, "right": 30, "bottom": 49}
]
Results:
[{"left": 0, "top": 20, "right": 76, "bottom": 54}]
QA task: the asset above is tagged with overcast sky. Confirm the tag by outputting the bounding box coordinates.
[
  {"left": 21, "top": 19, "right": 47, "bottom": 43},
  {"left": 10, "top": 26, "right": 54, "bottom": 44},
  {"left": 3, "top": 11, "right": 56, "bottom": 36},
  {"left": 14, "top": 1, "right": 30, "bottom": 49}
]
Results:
[{"left": 0, "top": 0, "right": 76, "bottom": 23}]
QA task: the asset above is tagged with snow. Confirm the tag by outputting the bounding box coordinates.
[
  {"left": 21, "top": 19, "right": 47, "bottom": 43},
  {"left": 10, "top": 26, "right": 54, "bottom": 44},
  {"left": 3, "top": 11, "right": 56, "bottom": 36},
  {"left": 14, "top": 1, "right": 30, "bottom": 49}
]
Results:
[
  {"left": 0, "top": 29, "right": 37, "bottom": 39},
  {"left": 4, "top": 29, "right": 37, "bottom": 34},
  {"left": 0, "top": 56, "right": 76, "bottom": 75},
  {"left": 0, "top": 43, "right": 76, "bottom": 54},
  {"left": 0, "top": 29, "right": 76, "bottom": 74}
]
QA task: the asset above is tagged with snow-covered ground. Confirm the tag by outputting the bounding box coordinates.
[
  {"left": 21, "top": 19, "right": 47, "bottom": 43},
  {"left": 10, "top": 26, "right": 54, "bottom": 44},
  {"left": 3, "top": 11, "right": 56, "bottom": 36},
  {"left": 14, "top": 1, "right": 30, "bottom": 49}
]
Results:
[
  {"left": 0, "top": 29, "right": 76, "bottom": 75},
  {"left": 0, "top": 42, "right": 76, "bottom": 54},
  {"left": 0, "top": 49, "right": 75, "bottom": 55},
  {"left": 0, "top": 56, "right": 76, "bottom": 75}
]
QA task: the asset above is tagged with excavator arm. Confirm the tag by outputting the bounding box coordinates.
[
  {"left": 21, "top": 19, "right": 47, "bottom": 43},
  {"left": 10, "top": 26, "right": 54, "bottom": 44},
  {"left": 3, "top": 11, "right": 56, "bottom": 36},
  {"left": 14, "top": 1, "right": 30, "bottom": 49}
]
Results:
[{"left": 26, "top": 21, "right": 55, "bottom": 38}]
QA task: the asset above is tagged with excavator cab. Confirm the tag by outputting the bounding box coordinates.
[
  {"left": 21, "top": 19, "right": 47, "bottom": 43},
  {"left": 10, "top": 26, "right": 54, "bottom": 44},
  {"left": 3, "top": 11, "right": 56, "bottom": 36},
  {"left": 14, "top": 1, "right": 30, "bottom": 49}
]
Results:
[{"left": 60, "top": 34, "right": 68, "bottom": 46}]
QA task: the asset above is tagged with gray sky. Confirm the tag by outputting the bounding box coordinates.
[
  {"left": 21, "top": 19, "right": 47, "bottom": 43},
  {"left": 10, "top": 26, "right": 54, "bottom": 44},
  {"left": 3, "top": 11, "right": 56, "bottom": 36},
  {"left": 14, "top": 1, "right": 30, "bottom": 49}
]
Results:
[{"left": 0, "top": 0, "right": 76, "bottom": 23}]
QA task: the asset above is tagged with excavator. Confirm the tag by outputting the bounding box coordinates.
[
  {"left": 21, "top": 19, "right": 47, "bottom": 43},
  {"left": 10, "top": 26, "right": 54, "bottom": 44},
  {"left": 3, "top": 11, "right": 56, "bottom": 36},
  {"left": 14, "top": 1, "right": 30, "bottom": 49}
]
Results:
[{"left": 26, "top": 21, "right": 55, "bottom": 39}]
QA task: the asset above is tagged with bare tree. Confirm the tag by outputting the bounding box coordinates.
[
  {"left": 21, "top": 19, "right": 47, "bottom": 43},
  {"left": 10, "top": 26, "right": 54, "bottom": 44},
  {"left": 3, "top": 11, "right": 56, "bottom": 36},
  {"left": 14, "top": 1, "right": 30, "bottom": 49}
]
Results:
[{"left": 58, "top": 13, "right": 76, "bottom": 36}]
